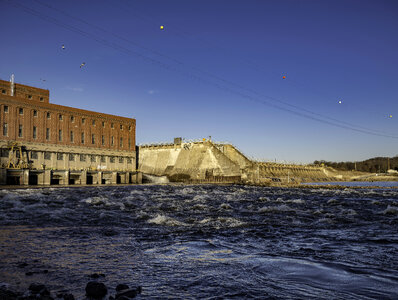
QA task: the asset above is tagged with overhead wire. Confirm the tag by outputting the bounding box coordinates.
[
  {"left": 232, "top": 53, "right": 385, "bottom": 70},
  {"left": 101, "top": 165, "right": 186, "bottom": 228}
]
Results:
[
  {"left": 6, "top": 0, "right": 398, "bottom": 139},
  {"left": 116, "top": 0, "right": 396, "bottom": 136}
]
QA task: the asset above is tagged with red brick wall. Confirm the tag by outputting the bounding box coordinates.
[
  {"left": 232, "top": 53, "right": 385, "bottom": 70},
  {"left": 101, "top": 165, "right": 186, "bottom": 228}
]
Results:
[
  {"left": 1, "top": 85, "right": 136, "bottom": 152},
  {"left": 0, "top": 80, "right": 50, "bottom": 104}
]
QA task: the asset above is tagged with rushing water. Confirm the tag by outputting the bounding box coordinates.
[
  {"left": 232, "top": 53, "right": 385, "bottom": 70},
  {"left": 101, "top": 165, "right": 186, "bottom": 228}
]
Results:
[
  {"left": 304, "top": 181, "right": 398, "bottom": 188},
  {"left": 0, "top": 184, "right": 398, "bottom": 299}
]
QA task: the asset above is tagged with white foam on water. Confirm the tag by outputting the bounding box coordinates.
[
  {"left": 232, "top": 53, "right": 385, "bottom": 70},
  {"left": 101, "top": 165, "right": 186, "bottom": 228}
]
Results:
[
  {"left": 192, "top": 194, "right": 209, "bottom": 201},
  {"left": 181, "top": 187, "right": 195, "bottom": 194},
  {"left": 143, "top": 174, "right": 169, "bottom": 184},
  {"left": 340, "top": 209, "right": 357, "bottom": 216},
  {"left": 287, "top": 199, "right": 305, "bottom": 204},
  {"left": 258, "top": 205, "right": 292, "bottom": 213},
  {"left": 223, "top": 194, "right": 234, "bottom": 201},
  {"left": 215, "top": 217, "right": 245, "bottom": 228},
  {"left": 82, "top": 196, "right": 107, "bottom": 205},
  {"left": 313, "top": 209, "right": 324, "bottom": 215},
  {"left": 198, "top": 217, "right": 245, "bottom": 228},
  {"left": 148, "top": 214, "right": 187, "bottom": 226},
  {"left": 327, "top": 199, "right": 339, "bottom": 205},
  {"left": 318, "top": 217, "right": 334, "bottom": 224},
  {"left": 259, "top": 196, "right": 271, "bottom": 201},
  {"left": 129, "top": 190, "right": 145, "bottom": 195},
  {"left": 220, "top": 203, "right": 232, "bottom": 210},
  {"left": 381, "top": 205, "right": 398, "bottom": 215},
  {"left": 199, "top": 218, "right": 212, "bottom": 224},
  {"left": 193, "top": 204, "right": 208, "bottom": 210}
]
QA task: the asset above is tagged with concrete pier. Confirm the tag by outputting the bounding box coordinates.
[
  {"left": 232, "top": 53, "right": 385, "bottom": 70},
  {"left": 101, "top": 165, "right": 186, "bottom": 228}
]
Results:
[{"left": 0, "top": 169, "right": 142, "bottom": 186}]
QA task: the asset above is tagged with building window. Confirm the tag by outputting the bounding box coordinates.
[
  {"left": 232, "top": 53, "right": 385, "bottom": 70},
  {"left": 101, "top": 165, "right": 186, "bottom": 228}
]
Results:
[
  {"left": 28, "top": 95, "right": 32, "bottom": 99},
  {"left": 46, "top": 128, "right": 50, "bottom": 140},
  {"left": 80, "top": 154, "right": 86, "bottom": 162},
  {"left": 127, "top": 158, "right": 132, "bottom": 164},
  {"left": 1, "top": 149, "right": 9, "bottom": 157},
  {"left": 120, "top": 124, "right": 123, "bottom": 130},
  {"left": 102, "top": 135, "right": 105, "bottom": 146},
  {"left": 33, "top": 126, "right": 37, "bottom": 139},
  {"left": 19, "top": 108, "right": 23, "bottom": 115},
  {"left": 71, "top": 116, "right": 75, "bottom": 122},
  {"left": 111, "top": 123, "right": 114, "bottom": 129},
  {"left": 47, "top": 112, "right": 51, "bottom": 119},
  {"left": 70, "top": 131, "right": 74, "bottom": 143},
  {"left": 101, "top": 156, "right": 106, "bottom": 163},
  {"left": 3, "top": 123, "right": 8, "bottom": 136},
  {"left": 40, "top": 97, "right": 44, "bottom": 102},
  {"left": 92, "top": 120, "right": 95, "bottom": 126},
  {"left": 128, "top": 125, "right": 131, "bottom": 131},
  {"left": 120, "top": 137, "right": 123, "bottom": 147},
  {"left": 1, "top": 89, "right": 5, "bottom": 94},
  {"left": 82, "top": 118, "right": 86, "bottom": 124},
  {"left": 18, "top": 125, "right": 23, "bottom": 137},
  {"left": 44, "top": 152, "right": 51, "bottom": 160},
  {"left": 59, "top": 130, "right": 62, "bottom": 141},
  {"left": 119, "top": 157, "right": 124, "bottom": 163},
  {"left": 91, "top": 134, "right": 95, "bottom": 144},
  {"left": 111, "top": 136, "right": 114, "bottom": 146},
  {"left": 128, "top": 138, "right": 131, "bottom": 149},
  {"left": 33, "top": 110, "right": 37, "bottom": 117},
  {"left": 91, "top": 155, "right": 96, "bottom": 162},
  {"left": 59, "top": 114, "right": 63, "bottom": 121},
  {"left": 4, "top": 106, "right": 8, "bottom": 113},
  {"left": 57, "top": 153, "right": 63, "bottom": 160},
  {"left": 81, "top": 132, "right": 85, "bottom": 144},
  {"left": 102, "top": 121, "right": 105, "bottom": 128},
  {"left": 110, "top": 156, "right": 115, "bottom": 163},
  {"left": 31, "top": 151, "right": 38, "bottom": 159},
  {"left": 69, "top": 154, "right": 75, "bottom": 161}
]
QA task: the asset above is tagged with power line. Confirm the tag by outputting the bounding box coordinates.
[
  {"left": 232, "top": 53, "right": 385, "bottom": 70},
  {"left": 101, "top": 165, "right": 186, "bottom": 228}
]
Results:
[
  {"left": 116, "top": 0, "right": 396, "bottom": 136},
  {"left": 6, "top": 0, "right": 398, "bottom": 139},
  {"left": 114, "top": 0, "right": 389, "bottom": 135}
]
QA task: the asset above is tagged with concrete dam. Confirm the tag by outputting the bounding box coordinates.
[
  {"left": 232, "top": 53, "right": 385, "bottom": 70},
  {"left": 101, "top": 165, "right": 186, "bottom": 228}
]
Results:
[{"left": 138, "top": 139, "right": 337, "bottom": 184}]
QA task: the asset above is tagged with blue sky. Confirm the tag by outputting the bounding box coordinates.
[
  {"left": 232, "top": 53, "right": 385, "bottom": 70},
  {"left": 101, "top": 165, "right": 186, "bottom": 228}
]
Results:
[{"left": 1, "top": 0, "right": 397, "bottom": 163}]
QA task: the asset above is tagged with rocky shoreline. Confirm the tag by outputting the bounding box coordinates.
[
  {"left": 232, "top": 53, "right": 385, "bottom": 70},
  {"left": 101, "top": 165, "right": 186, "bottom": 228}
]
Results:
[{"left": 0, "top": 275, "right": 142, "bottom": 300}]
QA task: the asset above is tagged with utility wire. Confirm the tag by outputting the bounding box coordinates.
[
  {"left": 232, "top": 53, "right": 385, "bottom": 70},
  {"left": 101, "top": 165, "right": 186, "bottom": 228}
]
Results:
[
  {"left": 7, "top": 0, "right": 398, "bottom": 139},
  {"left": 116, "top": 0, "right": 395, "bottom": 136}
]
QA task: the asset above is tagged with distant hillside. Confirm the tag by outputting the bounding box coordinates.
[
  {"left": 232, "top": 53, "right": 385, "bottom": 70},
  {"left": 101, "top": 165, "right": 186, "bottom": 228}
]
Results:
[{"left": 314, "top": 156, "right": 398, "bottom": 173}]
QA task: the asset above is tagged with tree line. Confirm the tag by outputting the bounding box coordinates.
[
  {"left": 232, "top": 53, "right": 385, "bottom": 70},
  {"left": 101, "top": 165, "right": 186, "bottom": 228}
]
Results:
[{"left": 313, "top": 156, "right": 398, "bottom": 173}]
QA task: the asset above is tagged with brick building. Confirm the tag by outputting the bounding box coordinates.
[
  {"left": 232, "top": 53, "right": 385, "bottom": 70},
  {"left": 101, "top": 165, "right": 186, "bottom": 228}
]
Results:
[{"left": 0, "top": 78, "right": 139, "bottom": 185}]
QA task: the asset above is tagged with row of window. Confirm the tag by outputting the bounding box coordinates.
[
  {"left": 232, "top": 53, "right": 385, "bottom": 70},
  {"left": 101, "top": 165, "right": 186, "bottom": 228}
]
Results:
[
  {"left": 0, "top": 149, "right": 133, "bottom": 164},
  {"left": 2, "top": 106, "right": 132, "bottom": 131},
  {"left": 1, "top": 89, "right": 45, "bottom": 101},
  {"left": 2, "top": 123, "right": 132, "bottom": 148},
  {"left": 42, "top": 152, "right": 132, "bottom": 163}
]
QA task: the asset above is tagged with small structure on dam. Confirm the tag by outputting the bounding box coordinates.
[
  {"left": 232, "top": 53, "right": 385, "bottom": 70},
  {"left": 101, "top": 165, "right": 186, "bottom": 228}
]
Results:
[
  {"left": 0, "top": 77, "right": 140, "bottom": 186},
  {"left": 138, "top": 138, "right": 335, "bottom": 184}
]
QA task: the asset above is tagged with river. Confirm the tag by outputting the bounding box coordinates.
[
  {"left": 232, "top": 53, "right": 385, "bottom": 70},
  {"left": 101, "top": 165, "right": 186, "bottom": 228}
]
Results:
[{"left": 0, "top": 184, "right": 397, "bottom": 299}]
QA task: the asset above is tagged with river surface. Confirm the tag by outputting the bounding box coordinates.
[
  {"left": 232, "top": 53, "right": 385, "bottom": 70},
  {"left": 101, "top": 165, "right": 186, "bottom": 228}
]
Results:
[
  {"left": 0, "top": 184, "right": 398, "bottom": 299},
  {"left": 304, "top": 181, "right": 398, "bottom": 187}
]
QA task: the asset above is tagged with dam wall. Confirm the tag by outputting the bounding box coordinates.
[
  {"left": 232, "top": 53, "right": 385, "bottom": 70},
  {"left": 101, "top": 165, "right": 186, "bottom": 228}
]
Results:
[
  {"left": 138, "top": 141, "right": 241, "bottom": 182},
  {"left": 138, "top": 140, "right": 337, "bottom": 184}
]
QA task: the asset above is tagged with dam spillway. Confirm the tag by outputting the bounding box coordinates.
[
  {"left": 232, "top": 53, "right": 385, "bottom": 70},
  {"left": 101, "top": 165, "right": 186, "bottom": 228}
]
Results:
[{"left": 137, "top": 139, "right": 338, "bottom": 184}]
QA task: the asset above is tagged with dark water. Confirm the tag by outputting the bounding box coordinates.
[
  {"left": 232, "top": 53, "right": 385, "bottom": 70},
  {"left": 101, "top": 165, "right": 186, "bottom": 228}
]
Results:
[
  {"left": 0, "top": 185, "right": 398, "bottom": 299},
  {"left": 304, "top": 181, "right": 398, "bottom": 187}
]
